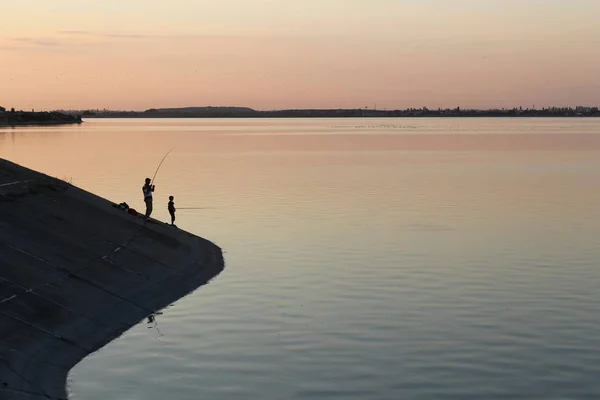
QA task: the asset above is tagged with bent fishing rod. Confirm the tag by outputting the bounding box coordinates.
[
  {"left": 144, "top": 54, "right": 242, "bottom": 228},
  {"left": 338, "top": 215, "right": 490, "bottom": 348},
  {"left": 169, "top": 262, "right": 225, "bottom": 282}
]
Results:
[{"left": 150, "top": 148, "right": 174, "bottom": 186}]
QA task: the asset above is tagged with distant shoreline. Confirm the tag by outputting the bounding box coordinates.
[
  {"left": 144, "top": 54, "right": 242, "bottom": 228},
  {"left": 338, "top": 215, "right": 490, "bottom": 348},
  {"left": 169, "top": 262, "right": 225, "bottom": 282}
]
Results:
[
  {"left": 71, "top": 106, "right": 600, "bottom": 119},
  {"left": 0, "top": 120, "right": 83, "bottom": 127},
  {"left": 0, "top": 111, "right": 82, "bottom": 128},
  {"left": 82, "top": 114, "right": 600, "bottom": 119}
]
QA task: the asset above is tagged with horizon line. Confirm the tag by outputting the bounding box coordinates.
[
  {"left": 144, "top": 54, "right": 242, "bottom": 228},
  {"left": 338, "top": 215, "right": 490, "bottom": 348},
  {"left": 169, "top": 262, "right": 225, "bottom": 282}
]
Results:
[{"left": 42, "top": 104, "right": 600, "bottom": 113}]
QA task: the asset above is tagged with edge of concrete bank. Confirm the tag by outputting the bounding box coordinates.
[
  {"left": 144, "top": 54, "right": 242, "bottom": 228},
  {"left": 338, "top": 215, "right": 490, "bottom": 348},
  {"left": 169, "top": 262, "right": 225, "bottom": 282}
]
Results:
[{"left": 0, "top": 158, "right": 225, "bottom": 400}]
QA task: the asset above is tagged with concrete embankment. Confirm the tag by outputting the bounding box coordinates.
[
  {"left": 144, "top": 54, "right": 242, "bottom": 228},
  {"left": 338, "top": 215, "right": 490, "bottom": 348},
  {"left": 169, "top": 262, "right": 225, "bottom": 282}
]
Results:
[{"left": 0, "top": 158, "right": 225, "bottom": 400}]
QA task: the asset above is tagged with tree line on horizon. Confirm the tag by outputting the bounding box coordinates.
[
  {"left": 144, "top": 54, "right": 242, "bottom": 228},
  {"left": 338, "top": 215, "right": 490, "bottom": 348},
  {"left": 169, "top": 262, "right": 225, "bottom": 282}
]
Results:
[
  {"left": 0, "top": 106, "right": 82, "bottom": 125},
  {"left": 56, "top": 105, "right": 600, "bottom": 118},
  {"left": 4, "top": 105, "right": 600, "bottom": 118}
]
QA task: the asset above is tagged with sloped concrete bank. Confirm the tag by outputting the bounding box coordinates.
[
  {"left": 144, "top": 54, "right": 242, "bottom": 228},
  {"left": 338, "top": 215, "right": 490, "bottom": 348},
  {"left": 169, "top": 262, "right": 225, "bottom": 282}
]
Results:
[{"left": 0, "top": 158, "right": 225, "bottom": 400}]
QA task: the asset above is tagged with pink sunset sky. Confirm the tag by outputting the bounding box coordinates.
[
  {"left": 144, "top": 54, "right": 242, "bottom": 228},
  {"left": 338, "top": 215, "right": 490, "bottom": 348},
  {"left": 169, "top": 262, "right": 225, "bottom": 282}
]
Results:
[{"left": 1, "top": 0, "right": 599, "bottom": 111}]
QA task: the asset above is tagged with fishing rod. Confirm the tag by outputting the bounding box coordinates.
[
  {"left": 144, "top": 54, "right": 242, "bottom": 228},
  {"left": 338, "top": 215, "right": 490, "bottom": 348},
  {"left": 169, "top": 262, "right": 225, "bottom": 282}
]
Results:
[
  {"left": 150, "top": 148, "right": 174, "bottom": 186},
  {"left": 176, "top": 207, "right": 212, "bottom": 210}
]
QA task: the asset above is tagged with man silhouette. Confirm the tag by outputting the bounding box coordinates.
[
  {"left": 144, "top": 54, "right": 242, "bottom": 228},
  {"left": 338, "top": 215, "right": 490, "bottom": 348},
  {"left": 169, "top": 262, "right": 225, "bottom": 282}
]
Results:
[{"left": 142, "top": 178, "right": 155, "bottom": 218}]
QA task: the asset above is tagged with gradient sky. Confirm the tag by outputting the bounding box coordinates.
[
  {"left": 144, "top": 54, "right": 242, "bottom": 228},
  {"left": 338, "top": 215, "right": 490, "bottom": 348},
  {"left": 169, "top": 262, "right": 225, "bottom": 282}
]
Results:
[{"left": 1, "top": 0, "right": 599, "bottom": 111}]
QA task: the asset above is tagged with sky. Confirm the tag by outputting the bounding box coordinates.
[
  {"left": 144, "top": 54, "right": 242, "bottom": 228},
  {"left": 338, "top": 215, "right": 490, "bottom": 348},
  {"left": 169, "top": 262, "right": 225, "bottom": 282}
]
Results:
[{"left": 1, "top": 0, "right": 599, "bottom": 111}]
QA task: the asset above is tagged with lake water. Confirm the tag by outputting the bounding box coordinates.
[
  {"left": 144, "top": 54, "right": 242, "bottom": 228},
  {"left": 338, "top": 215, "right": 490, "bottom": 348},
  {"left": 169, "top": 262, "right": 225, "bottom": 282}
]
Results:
[{"left": 2, "top": 118, "right": 600, "bottom": 399}]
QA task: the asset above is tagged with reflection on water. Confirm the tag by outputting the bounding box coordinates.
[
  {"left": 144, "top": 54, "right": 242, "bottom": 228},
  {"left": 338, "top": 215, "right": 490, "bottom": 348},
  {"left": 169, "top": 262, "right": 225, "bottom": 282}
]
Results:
[
  {"left": 2, "top": 118, "right": 600, "bottom": 399},
  {"left": 146, "top": 312, "right": 166, "bottom": 345}
]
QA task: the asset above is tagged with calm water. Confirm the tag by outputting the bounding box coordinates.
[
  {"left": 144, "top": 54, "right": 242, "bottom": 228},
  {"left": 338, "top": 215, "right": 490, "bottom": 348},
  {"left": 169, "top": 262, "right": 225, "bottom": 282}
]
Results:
[{"left": 2, "top": 118, "right": 600, "bottom": 399}]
